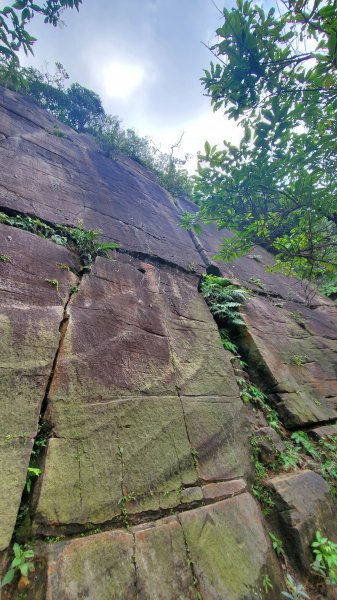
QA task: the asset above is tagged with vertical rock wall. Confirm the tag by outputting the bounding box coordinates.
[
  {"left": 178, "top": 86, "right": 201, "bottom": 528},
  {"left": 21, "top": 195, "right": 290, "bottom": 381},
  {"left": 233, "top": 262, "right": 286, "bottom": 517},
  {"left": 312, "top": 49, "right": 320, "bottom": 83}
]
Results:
[{"left": 0, "top": 86, "right": 337, "bottom": 599}]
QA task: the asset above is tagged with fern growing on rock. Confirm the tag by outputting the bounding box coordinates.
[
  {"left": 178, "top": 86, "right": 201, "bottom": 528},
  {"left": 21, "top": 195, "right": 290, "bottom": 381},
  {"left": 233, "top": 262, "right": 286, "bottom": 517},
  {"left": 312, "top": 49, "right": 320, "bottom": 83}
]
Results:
[{"left": 200, "top": 274, "right": 249, "bottom": 326}]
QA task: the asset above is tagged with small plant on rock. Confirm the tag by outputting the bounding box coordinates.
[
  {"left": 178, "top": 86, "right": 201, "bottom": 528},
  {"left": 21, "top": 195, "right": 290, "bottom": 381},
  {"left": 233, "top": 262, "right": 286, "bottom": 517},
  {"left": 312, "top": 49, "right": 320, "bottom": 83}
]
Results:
[
  {"left": 277, "top": 440, "right": 302, "bottom": 471},
  {"left": 26, "top": 466, "right": 42, "bottom": 493},
  {"left": 311, "top": 530, "right": 337, "bottom": 585},
  {"left": 281, "top": 574, "right": 310, "bottom": 599},
  {"left": 45, "top": 278, "right": 59, "bottom": 290},
  {"left": 291, "top": 354, "right": 305, "bottom": 367},
  {"left": 200, "top": 275, "right": 249, "bottom": 326},
  {"left": 262, "top": 574, "right": 273, "bottom": 593},
  {"left": 269, "top": 532, "right": 284, "bottom": 558},
  {"left": 1, "top": 543, "right": 34, "bottom": 588},
  {"left": 219, "top": 328, "right": 239, "bottom": 354}
]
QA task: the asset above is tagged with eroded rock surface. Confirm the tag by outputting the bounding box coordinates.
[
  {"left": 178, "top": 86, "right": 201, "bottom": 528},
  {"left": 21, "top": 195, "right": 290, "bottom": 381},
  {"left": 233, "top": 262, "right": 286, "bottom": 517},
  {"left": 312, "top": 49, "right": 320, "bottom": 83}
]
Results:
[
  {"left": 0, "top": 224, "right": 79, "bottom": 551},
  {"left": 270, "top": 471, "right": 337, "bottom": 572},
  {"left": 178, "top": 197, "right": 337, "bottom": 429},
  {"left": 1, "top": 86, "right": 337, "bottom": 600}
]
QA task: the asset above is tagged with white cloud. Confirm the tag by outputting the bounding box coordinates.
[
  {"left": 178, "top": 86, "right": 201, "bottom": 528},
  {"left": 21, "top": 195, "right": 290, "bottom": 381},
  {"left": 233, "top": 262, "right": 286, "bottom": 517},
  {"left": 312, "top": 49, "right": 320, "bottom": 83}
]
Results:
[{"left": 101, "top": 61, "right": 145, "bottom": 100}]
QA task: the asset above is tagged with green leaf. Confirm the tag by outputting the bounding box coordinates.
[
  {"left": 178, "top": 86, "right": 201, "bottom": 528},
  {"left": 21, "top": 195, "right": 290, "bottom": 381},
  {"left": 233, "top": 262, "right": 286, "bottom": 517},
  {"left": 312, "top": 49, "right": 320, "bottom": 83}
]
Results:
[{"left": 1, "top": 568, "right": 15, "bottom": 587}]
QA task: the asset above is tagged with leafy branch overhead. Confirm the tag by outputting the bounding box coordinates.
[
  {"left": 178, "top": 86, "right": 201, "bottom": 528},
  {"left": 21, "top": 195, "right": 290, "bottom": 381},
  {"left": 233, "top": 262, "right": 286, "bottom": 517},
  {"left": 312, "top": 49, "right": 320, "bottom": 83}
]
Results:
[
  {"left": 0, "top": 1, "right": 82, "bottom": 64},
  {"left": 189, "top": 0, "right": 337, "bottom": 284}
]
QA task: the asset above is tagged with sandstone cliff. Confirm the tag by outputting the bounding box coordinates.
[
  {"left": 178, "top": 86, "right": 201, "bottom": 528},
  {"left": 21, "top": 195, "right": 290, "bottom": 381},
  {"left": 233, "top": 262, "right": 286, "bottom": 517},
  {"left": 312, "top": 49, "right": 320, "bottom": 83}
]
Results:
[{"left": 1, "top": 85, "right": 337, "bottom": 600}]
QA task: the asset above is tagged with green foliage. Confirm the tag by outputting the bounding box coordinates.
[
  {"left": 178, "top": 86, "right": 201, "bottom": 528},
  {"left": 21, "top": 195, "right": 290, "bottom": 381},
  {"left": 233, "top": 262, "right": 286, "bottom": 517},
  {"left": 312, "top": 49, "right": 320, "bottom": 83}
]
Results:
[
  {"left": 1, "top": 543, "right": 34, "bottom": 587},
  {"left": 269, "top": 532, "right": 284, "bottom": 558},
  {"left": 281, "top": 574, "right": 310, "bottom": 599},
  {"left": 0, "top": 1, "right": 82, "bottom": 74},
  {"left": 26, "top": 466, "right": 42, "bottom": 492},
  {"left": 291, "top": 354, "right": 305, "bottom": 367},
  {"left": 291, "top": 431, "right": 320, "bottom": 461},
  {"left": 16, "top": 64, "right": 105, "bottom": 132},
  {"left": 118, "top": 492, "right": 135, "bottom": 529},
  {"left": 192, "top": 0, "right": 337, "bottom": 284},
  {"left": 319, "top": 274, "right": 337, "bottom": 300},
  {"left": 252, "top": 481, "right": 275, "bottom": 516},
  {"left": 319, "top": 436, "right": 337, "bottom": 494},
  {"left": 251, "top": 435, "right": 276, "bottom": 515},
  {"left": 200, "top": 274, "right": 249, "bottom": 326},
  {"left": 0, "top": 211, "right": 119, "bottom": 264},
  {"left": 311, "top": 530, "right": 337, "bottom": 584},
  {"left": 240, "top": 381, "right": 282, "bottom": 431},
  {"left": 0, "top": 254, "right": 11, "bottom": 262},
  {"left": 262, "top": 574, "right": 273, "bottom": 593},
  {"left": 191, "top": 447, "right": 199, "bottom": 467},
  {"left": 219, "top": 328, "right": 239, "bottom": 354},
  {"left": 277, "top": 440, "right": 301, "bottom": 471},
  {"left": 45, "top": 278, "right": 59, "bottom": 288}
]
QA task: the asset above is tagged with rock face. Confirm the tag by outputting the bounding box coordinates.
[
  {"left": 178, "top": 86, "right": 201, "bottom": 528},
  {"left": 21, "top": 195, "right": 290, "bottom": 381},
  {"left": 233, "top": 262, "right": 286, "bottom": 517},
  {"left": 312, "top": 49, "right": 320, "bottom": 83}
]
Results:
[{"left": 1, "top": 85, "right": 337, "bottom": 599}]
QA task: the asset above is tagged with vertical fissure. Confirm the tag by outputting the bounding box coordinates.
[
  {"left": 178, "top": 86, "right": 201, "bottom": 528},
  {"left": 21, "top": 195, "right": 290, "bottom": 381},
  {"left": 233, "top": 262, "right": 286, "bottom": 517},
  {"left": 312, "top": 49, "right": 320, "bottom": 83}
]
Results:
[
  {"left": 131, "top": 531, "right": 139, "bottom": 599},
  {"left": 13, "top": 266, "right": 87, "bottom": 537},
  {"left": 177, "top": 515, "right": 203, "bottom": 600}
]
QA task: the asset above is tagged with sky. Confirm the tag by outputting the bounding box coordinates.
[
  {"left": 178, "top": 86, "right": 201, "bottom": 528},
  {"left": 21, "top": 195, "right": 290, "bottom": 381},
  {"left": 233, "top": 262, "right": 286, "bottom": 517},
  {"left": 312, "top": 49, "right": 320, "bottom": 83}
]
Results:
[{"left": 17, "top": 0, "right": 242, "bottom": 172}]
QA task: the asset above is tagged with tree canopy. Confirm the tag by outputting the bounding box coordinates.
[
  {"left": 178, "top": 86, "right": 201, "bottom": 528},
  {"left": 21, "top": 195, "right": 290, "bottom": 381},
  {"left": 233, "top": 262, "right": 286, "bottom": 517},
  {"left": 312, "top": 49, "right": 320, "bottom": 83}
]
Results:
[
  {"left": 0, "top": 1, "right": 82, "bottom": 76},
  {"left": 183, "top": 0, "right": 337, "bottom": 287}
]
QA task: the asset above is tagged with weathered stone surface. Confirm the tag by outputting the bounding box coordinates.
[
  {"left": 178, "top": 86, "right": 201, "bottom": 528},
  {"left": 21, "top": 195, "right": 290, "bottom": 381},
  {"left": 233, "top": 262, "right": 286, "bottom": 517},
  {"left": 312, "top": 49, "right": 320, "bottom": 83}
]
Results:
[
  {"left": 239, "top": 296, "right": 337, "bottom": 427},
  {"left": 0, "top": 85, "right": 203, "bottom": 272},
  {"left": 270, "top": 470, "right": 337, "bottom": 572},
  {"left": 0, "top": 224, "right": 78, "bottom": 551},
  {"left": 44, "top": 530, "right": 135, "bottom": 600},
  {"left": 34, "top": 396, "right": 196, "bottom": 530},
  {"left": 134, "top": 518, "right": 196, "bottom": 600},
  {"left": 28, "top": 497, "right": 286, "bottom": 600},
  {"left": 255, "top": 427, "right": 285, "bottom": 465},
  {"left": 181, "top": 486, "right": 203, "bottom": 504},
  {"left": 32, "top": 256, "right": 248, "bottom": 532},
  {"left": 202, "top": 479, "right": 246, "bottom": 500},
  {"left": 182, "top": 397, "right": 251, "bottom": 482},
  {"left": 309, "top": 424, "right": 337, "bottom": 440},
  {"left": 180, "top": 493, "right": 284, "bottom": 600}
]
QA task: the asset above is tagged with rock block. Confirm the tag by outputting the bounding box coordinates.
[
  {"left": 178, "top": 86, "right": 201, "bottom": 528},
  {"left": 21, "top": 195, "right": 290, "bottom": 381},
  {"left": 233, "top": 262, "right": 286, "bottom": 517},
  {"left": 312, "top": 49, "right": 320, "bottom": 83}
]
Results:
[
  {"left": 255, "top": 427, "right": 285, "bottom": 465},
  {"left": 32, "top": 256, "right": 248, "bottom": 531},
  {"left": 182, "top": 397, "right": 251, "bottom": 482},
  {"left": 202, "top": 479, "right": 246, "bottom": 500},
  {"left": 270, "top": 470, "right": 337, "bottom": 571},
  {"left": 180, "top": 493, "right": 284, "bottom": 599},
  {"left": 240, "top": 296, "right": 337, "bottom": 427},
  {"left": 44, "top": 530, "right": 135, "bottom": 600},
  {"left": 309, "top": 424, "right": 337, "bottom": 440},
  {"left": 134, "top": 518, "right": 196, "bottom": 600}
]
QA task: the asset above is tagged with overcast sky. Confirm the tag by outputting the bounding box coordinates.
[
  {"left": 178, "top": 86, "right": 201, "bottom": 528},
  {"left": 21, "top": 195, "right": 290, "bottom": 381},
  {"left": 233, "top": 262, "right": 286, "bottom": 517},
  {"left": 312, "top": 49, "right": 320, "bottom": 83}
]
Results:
[{"left": 18, "top": 0, "right": 242, "bottom": 171}]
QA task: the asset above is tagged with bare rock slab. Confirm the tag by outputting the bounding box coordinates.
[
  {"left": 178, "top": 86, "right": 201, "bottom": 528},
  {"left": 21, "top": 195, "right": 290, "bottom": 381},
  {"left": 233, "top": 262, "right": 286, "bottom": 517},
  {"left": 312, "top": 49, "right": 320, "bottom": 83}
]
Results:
[
  {"left": 240, "top": 296, "right": 337, "bottom": 427},
  {"left": 44, "top": 530, "right": 135, "bottom": 600},
  {"left": 0, "top": 225, "right": 78, "bottom": 551},
  {"left": 180, "top": 493, "right": 284, "bottom": 600},
  {"left": 32, "top": 257, "right": 248, "bottom": 531},
  {"left": 270, "top": 470, "right": 337, "bottom": 572},
  {"left": 0, "top": 85, "right": 203, "bottom": 272},
  {"left": 30, "top": 495, "right": 285, "bottom": 600},
  {"left": 134, "top": 518, "right": 196, "bottom": 600}
]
